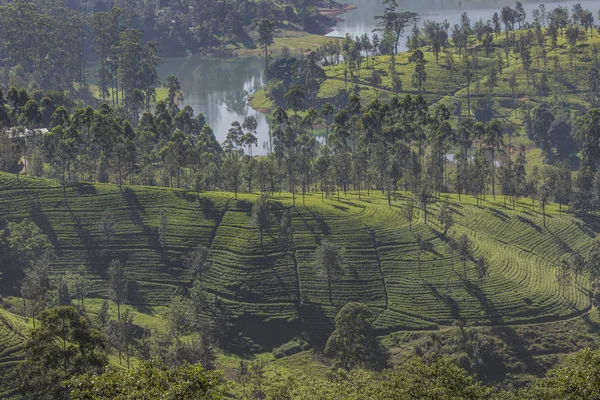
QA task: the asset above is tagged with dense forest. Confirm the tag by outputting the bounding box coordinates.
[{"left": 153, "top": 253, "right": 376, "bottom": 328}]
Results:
[{"left": 6, "top": 0, "right": 600, "bottom": 398}]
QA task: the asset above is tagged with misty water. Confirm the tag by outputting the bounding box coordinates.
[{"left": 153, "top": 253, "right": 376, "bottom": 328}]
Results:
[{"left": 147, "top": 0, "right": 600, "bottom": 154}]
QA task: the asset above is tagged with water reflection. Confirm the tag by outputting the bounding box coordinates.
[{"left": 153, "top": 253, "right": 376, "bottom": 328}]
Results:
[{"left": 157, "top": 56, "right": 271, "bottom": 154}]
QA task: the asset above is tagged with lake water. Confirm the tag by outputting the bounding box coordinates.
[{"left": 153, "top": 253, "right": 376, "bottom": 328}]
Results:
[
  {"left": 156, "top": 56, "right": 271, "bottom": 154},
  {"left": 103, "top": 0, "right": 600, "bottom": 155}
]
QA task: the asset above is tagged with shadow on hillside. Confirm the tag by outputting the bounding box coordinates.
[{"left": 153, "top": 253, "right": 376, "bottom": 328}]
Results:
[
  {"left": 260, "top": 247, "right": 298, "bottom": 304},
  {"left": 72, "top": 210, "right": 100, "bottom": 274},
  {"left": 236, "top": 199, "right": 254, "bottom": 214},
  {"left": 297, "top": 208, "right": 330, "bottom": 241},
  {"left": 346, "top": 262, "right": 360, "bottom": 280},
  {"left": 447, "top": 202, "right": 465, "bottom": 216},
  {"left": 520, "top": 209, "right": 536, "bottom": 217},
  {"left": 517, "top": 215, "right": 542, "bottom": 233},
  {"left": 121, "top": 188, "right": 170, "bottom": 272},
  {"left": 58, "top": 189, "right": 109, "bottom": 277},
  {"left": 299, "top": 302, "right": 334, "bottom": 349},
  {"left": 331, "top": 204, "right": 348, "bottom": 212},
  {"left": 127, "top": 279, "right": 146, "bottom": 305},
  {"left": 71, "top": 183, "right": 97, "bottom": 195},
  {"left": 581, "top": 312, "right": 600, "bottom": 334},
  {"left": 465, "top": 280, "right": 503, "bottom": 325},
  {"left": 30, "top": 195, "right": 62, "bottom": 256},
  {"left": 488, "top": 208, "right": 509, "bottom": 222},
  {"left": 576, "top": 215, "right": 600, "bottom": 238},
  {"left": 338, "top": 199, "right": 363, "bottom": 209},
  {"left": 197, "top": 196, "right": 220, "bottom": 222},
  {"left": 174, "top": 190, "right": 196, "bottom": 203},
  {"left": 427, "top": 283, "right": 461, "bottom": 320},
  {"left": 491, "top": 325, "right": 541, "bottom": 377}
]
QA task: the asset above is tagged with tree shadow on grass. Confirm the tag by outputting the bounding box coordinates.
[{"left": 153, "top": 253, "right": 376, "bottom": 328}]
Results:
[
  {"left": 174, "top": 190, "right": 197, "bottom": 203},
  {"left": 71, "top": 183, "right": 97, "bottom": 195},
  {"left": 259, "top": 246, "right": 298, "bottom": 304},
  {"left": 517, "top": 215, "right": 542, "bottom": 233},
  {"left": 491, "top": 325, "right": 541, "bottom": 377},
  {"left": 426, "top": 282, "right": 461, "bottom": 321},
  {"left": 331, "top": 204, "right": 349, "bottom": 212},
  {"left": 197, "top": 196, "right": 221, "bottom": 223},
  {"left": 488, "top": 207, "right": 509, "bottom": 222},
  {"left": 299, "top": 302, "right": 334, "bottom": 350},
  {"left": 297, "top": 208, "right": 330, "bottom": 240},
  {"left": 121, "top": 188, "right": 171, "bottom": 273},
  {"left": 236, "top": 199, "right": 254, "bottom": 215},
  {"left": 337, "top": 199, "right": 365, "bottom": 209},
  {"left": 127, "top": 279, "right": 148, "bottom": 306},
  {"left": 31, "top": 195, "right": 62, "bottom": 256},
  {"left": 465, "top": 280, "right": 503, "bottom": 325},
  {"left": 575, "top": 215, "right": 600, "bottom": 238}
]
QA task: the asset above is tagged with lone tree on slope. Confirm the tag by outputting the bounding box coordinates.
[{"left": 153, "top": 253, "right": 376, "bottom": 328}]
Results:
[
  {"left": 314, "top": 239, "right": 346, "bottom": 304},
  {"left": 109, "top": 259, "right": 128, "bottom": 320},
  {"left": 252, "top": 194, "right": 271, "bottom": 246}
]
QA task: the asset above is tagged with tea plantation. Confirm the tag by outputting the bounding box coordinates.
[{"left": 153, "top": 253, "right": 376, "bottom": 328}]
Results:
[{"left": 0, "top": 172, "right": 595, "bottom": 353}]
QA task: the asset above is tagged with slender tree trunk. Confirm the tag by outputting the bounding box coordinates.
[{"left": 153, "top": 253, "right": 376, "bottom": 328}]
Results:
[{"left": 491, "top": 149, "right": 496, "bottom": 199}]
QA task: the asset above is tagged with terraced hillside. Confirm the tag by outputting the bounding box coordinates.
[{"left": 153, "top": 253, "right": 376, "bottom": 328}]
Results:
[
  {"left": 0, "top": 172, "right": 595, "bottom": 349},
  {"left": 0, "top": 309, "right": 29, "bottom": 399}
]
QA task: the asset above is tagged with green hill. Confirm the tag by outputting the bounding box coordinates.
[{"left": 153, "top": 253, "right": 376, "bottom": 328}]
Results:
[
  {"left": 0, "top": 172, "right": 595, "bottom": 351},
  {"left": 0, "top": 308, "right": 30, "bottom": 399}
]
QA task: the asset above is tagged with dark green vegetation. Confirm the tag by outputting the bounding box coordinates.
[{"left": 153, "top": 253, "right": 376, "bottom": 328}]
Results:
[{"left": 5, "top": 1, "right": 600, "bottom": 398}]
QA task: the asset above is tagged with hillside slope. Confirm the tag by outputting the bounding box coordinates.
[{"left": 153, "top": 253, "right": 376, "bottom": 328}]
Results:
[
  {"left": 0, "top": 172, "right": 595, "bottom": 349},
  {"left": 0, "top": 308, "right": 29, "bottom": 398}
]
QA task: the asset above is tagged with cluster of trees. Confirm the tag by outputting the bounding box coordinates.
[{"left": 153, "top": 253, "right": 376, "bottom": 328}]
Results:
[
  {"left": 231, "top": 344, "right": 600, "bottom": 399},
  {"left": 9, "top": 303, "right": 224, "bottom": 400},
  {"left": 13, "top": 289, "right": 600, "bottom": 400}
]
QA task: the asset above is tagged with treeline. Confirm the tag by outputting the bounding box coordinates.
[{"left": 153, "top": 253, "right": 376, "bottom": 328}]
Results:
[{"left": 4, "top": 80, "right": 600, "bottom": 219}]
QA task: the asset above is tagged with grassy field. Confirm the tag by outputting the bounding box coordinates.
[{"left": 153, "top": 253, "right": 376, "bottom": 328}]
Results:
[{"left": 234, "top": 32, "right": 339, "bottom": 59}]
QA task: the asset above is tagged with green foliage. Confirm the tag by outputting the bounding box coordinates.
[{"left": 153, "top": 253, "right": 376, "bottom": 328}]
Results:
[
  {"left": 4, "top": 220, "right": 53, "bottom": 270},
  {"left": 379, "top": 357, "right": 487, "bottom": 399},
  {"left": 252, "top": 194, "right": 271, "bottom": 246},
  {"left": 108, "top": 260, "right": 127, "bottom": 320},
  {"left": 314, "top": 239, "right": 346, "bottom": 304},
  {"left": 70, "top": 360, "right": 225, "bottom": 400},
  {"left": 325, "top": 302, "right": 379, "bottom": 370},
  {"left": 12, "top": 306, "right": 107, "bottom": 400},
  {"left": 520, "top": 348, "right": 600, "bottom": 399}
]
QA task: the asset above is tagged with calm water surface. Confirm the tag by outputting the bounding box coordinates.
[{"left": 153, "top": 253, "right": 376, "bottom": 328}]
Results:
[{"left": 156, "top": 56, "right": 271, "bottom": 154}]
